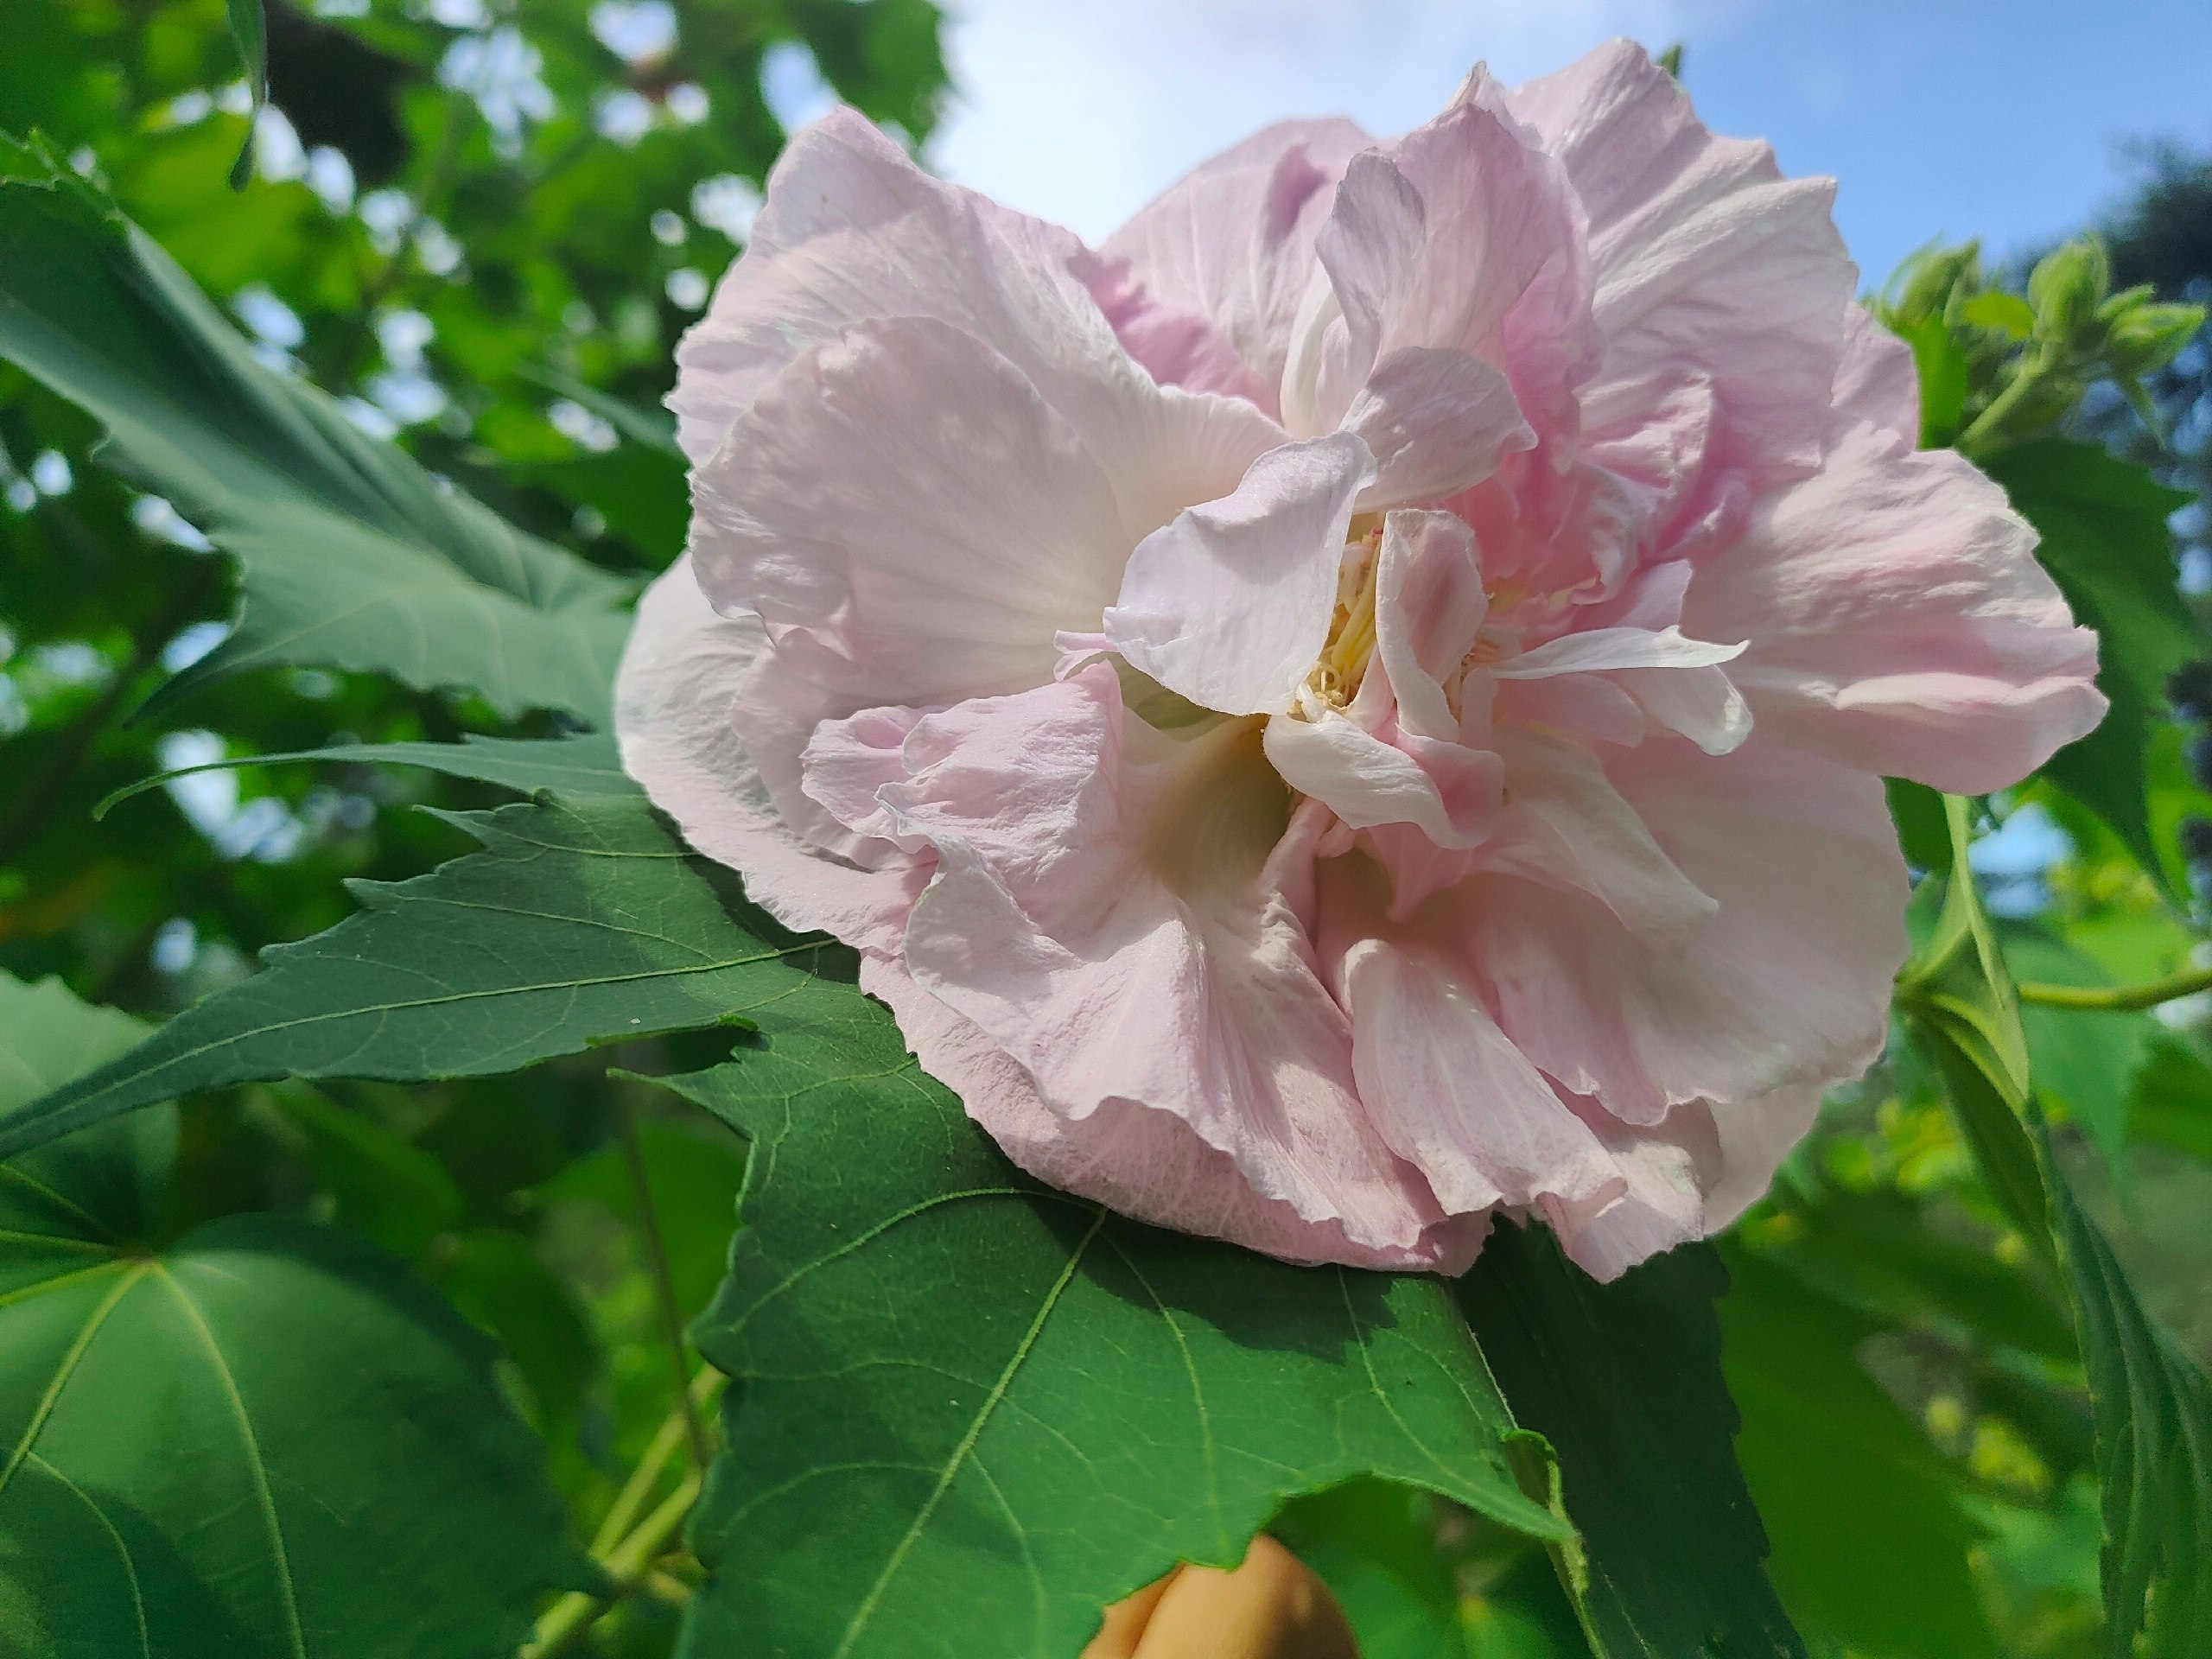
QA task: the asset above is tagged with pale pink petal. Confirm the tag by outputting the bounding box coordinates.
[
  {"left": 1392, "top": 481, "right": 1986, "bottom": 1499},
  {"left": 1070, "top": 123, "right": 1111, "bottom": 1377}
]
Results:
[
  {"left": 1465, "top": 728, "right": 1719, "bottom": 946},
  {"left": 1578, "top": 368, "right": 1719, "bottom": 537},
  {"left": 1467, "top": 740, "right": 1907, "bottom": 1125},
  {"left": 878, "top": 665, "right": 1448, "bottom": 1254},
  {"left": 1103, "top": 118, "right": 1372, "bottom": 412},
  {"left": 1372, "top": 509, "right": 1490, "bottom": 740},
  {"left": 1495, "top": 623, "right": 1745, "bottom": 678},
  {"left": 1314, "top": 856, "right": 1625, "bottom": 1224},
  {"left": 1508, "top": 40, "right": 1853, "bottom": 492},
  {"left": 1683, "top": 419, "right": 2107, "bottom": 793},
  {"left": 1570, "top": 557, "right": 1694, "bottom": 632},
  {"left": 1344, "top": 346, "right": 1534, "bottom": 508},
  {"left": 1068, "top": 247, "right": 1274, "bottom": 405},
  {"left": 672, "top": 107, "right": 1282, "bottom": 539},
  {"left": 690, "top": 315, "right": 1128, "bottom": 702},
  {"left": 1103, "top": 433, "right": 1375, "bottom": 715},
  {"left": 862, "top": 954, "right": 1484, "bottom": 1271},
  {"left": 1702, "top": 1082, "right": 1825, "bottom": 1230},
  {"left": 1495, "top": 675, "right": 1648, "bottom": 748},
  {"left": 1610, "top": 664, "right": 1754, "bottom": 755},
  {"left": 799, "top": 703, "right": 930, "bottom": 851},
  {"left": 613, "top": 558, "right": 925, "bottom": 954},
  {"left": 1492, "top": 626, "right": 1752, "bottom": 754},
  {"left": 1550, "top": 1093, "right": 1714, "bottom": 1281},
  {"left": 1834, "top": 304, "right": 1920, "bottom": 442},
  {"left": 1263, "top": 710, "right": 1503, "bottom": 848},
  {"left": 671, "top": 109, "right": 1128, "bottom": 463},
  {"left": 1282, "top": 98, "right": 1592, "bottom": 441}
]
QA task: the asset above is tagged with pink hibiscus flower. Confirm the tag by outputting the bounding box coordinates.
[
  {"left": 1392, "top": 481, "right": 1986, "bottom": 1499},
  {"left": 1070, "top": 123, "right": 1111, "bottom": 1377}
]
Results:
[{"left": 615, "top": 41, "right": 2104, "bottom": 1279}]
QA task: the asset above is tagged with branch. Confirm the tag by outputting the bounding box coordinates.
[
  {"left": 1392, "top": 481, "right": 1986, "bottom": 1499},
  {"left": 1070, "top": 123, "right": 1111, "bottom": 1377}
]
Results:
[
  {"left": 2016, "top": 966, "right": 2212, "bottom": 1013},
  {"left": 524, "top": 1471, "right": 702, "bottom": 1658}
]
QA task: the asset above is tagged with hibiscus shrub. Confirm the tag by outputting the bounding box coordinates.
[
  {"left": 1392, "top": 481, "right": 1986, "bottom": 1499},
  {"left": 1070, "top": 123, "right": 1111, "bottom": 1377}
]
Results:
[{"left": 2, "top": 8, "right": 2209, "bottom": 1659}]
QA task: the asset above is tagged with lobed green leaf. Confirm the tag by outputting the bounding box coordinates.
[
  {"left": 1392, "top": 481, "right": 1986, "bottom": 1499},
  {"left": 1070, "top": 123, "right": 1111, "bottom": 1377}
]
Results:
[
  {"left": 0, "top": 136, "right": 634, "bottom": 723},
  {"left": 1459, "top": 1224, "right": 1804, "bottom": 1659},
  {"left": 645, "top": 1008, "right": 1567, "bottom": 1659},
  {"left": 1903, "top": 800, "right": 2212, "bottom": 1659},
  {"left": 0, "top": 971, "right": 583, "bottom": 1659},
  {"left": 0, "top": 792, "right": 836, "bottom": 1158}
]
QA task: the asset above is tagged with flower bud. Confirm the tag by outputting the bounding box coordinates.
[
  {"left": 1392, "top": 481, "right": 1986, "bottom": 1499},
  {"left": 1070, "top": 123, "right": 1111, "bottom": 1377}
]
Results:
[
  {"left": 1890, "top": 243, "right": 1980, "bottom": 326},
  {"left": 2027, "top": 238, "right": 2109, "bottom": 344},
  {"left": 2104, "top": 302, "right": 2206, "bottom": 378}
]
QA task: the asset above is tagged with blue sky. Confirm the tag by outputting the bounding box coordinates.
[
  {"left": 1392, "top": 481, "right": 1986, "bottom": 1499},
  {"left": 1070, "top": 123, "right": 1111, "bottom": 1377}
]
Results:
[{"left": 926, "top": 0, "right": 2212, "bottom": 289}]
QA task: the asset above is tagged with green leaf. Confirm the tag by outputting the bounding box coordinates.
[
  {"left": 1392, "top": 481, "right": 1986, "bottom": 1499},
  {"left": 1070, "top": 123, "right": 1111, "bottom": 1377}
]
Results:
[
  {"left": 537, "top": 1116, "right": 747, "bottom": 1325},
  {"left": 2001, "top": 923, "right": 2158, "bottom": 1175},
  {"left": 2131, "top": 1038, "right": 2212, "bottom": 1162},
  {"left": 1747, "top": 1185, "right": 2075, "bottom": 1365},
  {"left": 0, "top": 137, "right": 633, "bottom": 723},
  {"left": 269, "top": 1084, "right": 466, "bottom": 1260},
  {"left": 1720, "top": 1249, "right": 1998, "bottom": 1659},
  {"left": 2045, "top": 1116, "right": 2212, "bottom": 1659},
  {"left": 0, "top": 974, "right": 149, "bottom": 1116},
  {"left": 1901, "top": 313, "right": 1970, "bottom": 448},
  {"left": 1887, "top": 776, "right": 1955, "bottom": 873},
  {"left": 3, "top": 793, "right": 835, "bottom": 1158},
  {"left": 98, "top": 732, "right": 638, "bottom": 817},
  {"left": 648, "top": 1005, "right": 1566, "bottom": 1659},
  {"left": 1457, "top": 1223, "right": 1803, "bottom": 1659},
  {"left": 1961, "top": 290, "right": 2037, "bottom": 340},
  {"left": 1271, "top": 1478, "right": 1467, "bottom": 1659},
  {"left": 433, "top": 1226, "right": 601, "bottom": 1440},
  {"left": 0, "top": 972, "right": 582, "bottom": 1658},
  {"left": 1905, "top": 798, "right": 2212, "bottom": 1659},
  {"left": 224, "top": 0, "right": 267, "bottom": 189},
  {"left": 1901, "top": 800, "right": 2034, "bottom": 1102},
  {"left": 1980, "top": 441, "right": 2200, "bottom": 880}
]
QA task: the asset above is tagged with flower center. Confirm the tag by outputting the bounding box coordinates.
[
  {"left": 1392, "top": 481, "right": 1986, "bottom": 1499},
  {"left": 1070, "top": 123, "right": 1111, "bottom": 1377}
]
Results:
[{"left": 1306, "top": 522, "right": 1385, "bottom": 709}]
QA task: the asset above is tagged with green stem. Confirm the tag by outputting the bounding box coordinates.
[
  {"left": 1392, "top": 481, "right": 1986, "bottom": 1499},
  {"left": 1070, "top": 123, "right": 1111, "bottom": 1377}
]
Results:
[
  {"left": 617, "top": 1094, "right": 714, "bottom": 1474},
  {"left": 589, "top": 1366, "right": 724, "bottom": 1557},
  {"left": 525, "top": 1471, "right": 702, "bottom": 1658},
  {"left": 1955, "top": 348, "right": 2050, "bottom": 457},
  {"left": 2016, "top": 965, "right": 2212, "bottom": 1013}
]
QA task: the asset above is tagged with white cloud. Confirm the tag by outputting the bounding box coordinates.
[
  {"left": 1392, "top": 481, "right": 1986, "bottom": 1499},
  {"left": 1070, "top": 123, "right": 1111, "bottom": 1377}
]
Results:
[{"left": 929, "top": 0, "right": 1719, "bottom": 242}]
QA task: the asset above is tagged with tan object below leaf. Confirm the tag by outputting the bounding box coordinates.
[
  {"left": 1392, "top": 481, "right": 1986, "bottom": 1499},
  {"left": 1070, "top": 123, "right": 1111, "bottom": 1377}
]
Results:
[{"left": 1082, "top": 1535, "right": 1360, "bottom": 1659}]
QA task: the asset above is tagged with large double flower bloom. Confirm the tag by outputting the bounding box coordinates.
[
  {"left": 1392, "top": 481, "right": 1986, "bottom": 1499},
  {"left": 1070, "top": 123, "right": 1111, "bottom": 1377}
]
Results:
[{"left": 616, "top": 42, "right": 2103, "bottom": 1278}]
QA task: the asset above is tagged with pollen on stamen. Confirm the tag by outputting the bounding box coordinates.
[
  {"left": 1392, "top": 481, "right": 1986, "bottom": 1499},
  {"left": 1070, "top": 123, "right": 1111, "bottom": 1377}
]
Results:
[{"left": 1302, "top": 523, "right": 1386, "bottom": 713}]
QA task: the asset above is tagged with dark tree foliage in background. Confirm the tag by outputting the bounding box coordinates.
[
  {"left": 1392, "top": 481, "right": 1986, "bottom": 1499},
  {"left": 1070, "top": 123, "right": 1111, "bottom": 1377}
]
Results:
[{"left": 2096, "top": 146, "right": 2212, "bottom": 874}]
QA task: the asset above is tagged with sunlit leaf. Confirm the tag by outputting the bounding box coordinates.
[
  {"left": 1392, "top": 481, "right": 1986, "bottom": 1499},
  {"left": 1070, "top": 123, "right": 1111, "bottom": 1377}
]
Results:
[
  {"left": 0, "top": 137, "right": 634, "bottom": 723},
  {"left": 0, "top": 971, "right": 583, "bottom": 1659},
  {"left": 1, "top": 792, "right": 833, "bottom": 1158},
  {"left": 648, "top": 1011, "right": 1567, "bottom": 1659}
]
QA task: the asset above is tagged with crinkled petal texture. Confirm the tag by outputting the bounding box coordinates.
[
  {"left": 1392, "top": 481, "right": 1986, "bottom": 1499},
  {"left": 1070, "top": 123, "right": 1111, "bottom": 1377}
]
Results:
[{"left": 618, "top": 41, "right": 2105, "bottom": 1280}]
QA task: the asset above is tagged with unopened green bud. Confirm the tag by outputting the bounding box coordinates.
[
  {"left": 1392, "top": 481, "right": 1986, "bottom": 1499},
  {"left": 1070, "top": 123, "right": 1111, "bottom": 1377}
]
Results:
[
  {"left": 1890, "top": 242, "right": 1980, "bottom": 326},
  {"left": 2095, "top": 283, "right": 2158, "bottom": 325},
  {"left": 2028, "top": 238, "right": 2109, "bottom": 343},
  {"left": 2105, "top": 302, "right": 2206, "bottom": 378}
]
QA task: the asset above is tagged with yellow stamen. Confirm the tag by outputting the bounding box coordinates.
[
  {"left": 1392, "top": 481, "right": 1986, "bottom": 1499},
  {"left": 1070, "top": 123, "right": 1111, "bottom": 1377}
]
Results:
[{"left": 1306, "top": 525, "right": 1384, "bottom": 709}]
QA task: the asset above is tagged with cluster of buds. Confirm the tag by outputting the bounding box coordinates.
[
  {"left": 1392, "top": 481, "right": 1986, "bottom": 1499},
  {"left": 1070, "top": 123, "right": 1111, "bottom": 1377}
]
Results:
[{"left": 1877, "top": 235, "right": 2203, "bottom": 454}]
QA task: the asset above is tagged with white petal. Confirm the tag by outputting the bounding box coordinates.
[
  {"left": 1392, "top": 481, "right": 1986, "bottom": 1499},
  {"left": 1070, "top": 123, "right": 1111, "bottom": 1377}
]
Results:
[{"left": 1103, "top": 432, "right": 1375, "bottom": 715}]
